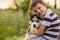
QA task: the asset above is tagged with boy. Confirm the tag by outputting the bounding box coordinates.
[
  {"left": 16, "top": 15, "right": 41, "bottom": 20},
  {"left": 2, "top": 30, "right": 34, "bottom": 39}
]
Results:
[{"left": 29, "top": 0, "right": 60, "bottom": 40}]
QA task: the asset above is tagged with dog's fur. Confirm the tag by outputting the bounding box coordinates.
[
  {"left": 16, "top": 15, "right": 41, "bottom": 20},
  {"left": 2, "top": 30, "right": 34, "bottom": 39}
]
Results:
[{"left": 25, "top": 12, "right": 42, "bottom": 40}]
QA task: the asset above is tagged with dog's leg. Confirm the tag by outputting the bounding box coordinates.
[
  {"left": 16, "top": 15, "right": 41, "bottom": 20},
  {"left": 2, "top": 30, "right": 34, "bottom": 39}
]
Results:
[{"left": 25, "top": 27, "right": 32, "bottom": 40}]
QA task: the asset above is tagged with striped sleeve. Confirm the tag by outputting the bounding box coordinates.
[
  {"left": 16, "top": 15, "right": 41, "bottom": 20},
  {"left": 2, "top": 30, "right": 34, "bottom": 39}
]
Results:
[
  {"left": 41, "top": 13, "right": 59, "bottom": 26},
  {"left": 41, "top": 18, "right": 51, "bottom": 26},
  {"left": 42, "top": 9, "right": 60, "bottom": 40},
  {"left": 42, "top": 13, "right": 60, "bottom": 39}
]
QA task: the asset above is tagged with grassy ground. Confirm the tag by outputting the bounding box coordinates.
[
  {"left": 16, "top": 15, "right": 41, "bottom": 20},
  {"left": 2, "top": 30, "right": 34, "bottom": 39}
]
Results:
[
  {"left": 0, "top": 10, "right": 29, "bottom": 40},
  {"left": 5, "top": 35, "right": 25, "bottom": 40}
]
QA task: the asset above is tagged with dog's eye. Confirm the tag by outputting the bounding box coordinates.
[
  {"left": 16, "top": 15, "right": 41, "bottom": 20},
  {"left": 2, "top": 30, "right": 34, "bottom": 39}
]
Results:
[
  {"left": 36, "top": 21, "right": 39, "bottom": 23},
  {"left": 32, "top": 20, "right": 34, "bottom": 22}
]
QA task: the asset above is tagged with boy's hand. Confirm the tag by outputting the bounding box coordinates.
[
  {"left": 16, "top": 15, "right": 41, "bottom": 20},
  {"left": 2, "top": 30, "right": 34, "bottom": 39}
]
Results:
[
  {"left": 32, "top": 31, "right": 36, "bottom": 35},
  {"left": 32, "top": 28, "right": 38, "bottom": 35}
]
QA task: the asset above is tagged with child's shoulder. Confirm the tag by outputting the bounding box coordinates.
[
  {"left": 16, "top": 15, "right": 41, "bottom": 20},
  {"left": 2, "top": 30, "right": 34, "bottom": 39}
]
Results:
[{"left": 44, "top": 9, "right": 57, "bottom": 19}]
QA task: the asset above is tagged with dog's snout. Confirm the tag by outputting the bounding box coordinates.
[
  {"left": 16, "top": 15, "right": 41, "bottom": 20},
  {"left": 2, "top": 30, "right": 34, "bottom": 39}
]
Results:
[{"left": 33, "top": 24, "right": 36, "bottom": 28}]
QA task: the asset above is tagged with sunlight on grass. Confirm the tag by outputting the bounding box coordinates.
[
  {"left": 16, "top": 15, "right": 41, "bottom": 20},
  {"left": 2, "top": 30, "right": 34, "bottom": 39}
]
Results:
[
  {"left": 5, "top": 35, "right": 25, "bottom": 40},
  {"left": 0, "top": 10, "right": 29, "bottom": 40}
]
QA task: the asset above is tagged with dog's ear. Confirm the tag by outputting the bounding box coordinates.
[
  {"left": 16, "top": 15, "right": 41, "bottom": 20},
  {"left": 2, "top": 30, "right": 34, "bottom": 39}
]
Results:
[
  {"left": 37, "top": 12, "right": 42, "bottom": 20},
  {"left": 37, "top": 12, "right": 40, "bottom": 18},
  {"left": 29, "top": 12, "right": 33, "bottom": 17}
]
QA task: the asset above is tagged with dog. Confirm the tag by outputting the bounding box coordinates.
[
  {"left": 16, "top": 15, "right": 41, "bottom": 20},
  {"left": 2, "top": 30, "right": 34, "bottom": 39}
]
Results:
[{"left": 25, "top": 12, "right": 42, "bottom": 40}]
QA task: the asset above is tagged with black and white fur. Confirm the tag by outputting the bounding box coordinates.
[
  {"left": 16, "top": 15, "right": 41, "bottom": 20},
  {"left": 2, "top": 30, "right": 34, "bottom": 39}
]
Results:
[{"left": 25, "top": 12, "right": 42, "bottom": 40}]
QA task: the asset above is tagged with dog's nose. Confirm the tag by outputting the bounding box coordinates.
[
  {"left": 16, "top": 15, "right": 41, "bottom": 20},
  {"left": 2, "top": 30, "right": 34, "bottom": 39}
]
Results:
[{"left": 33, "top": 25, "right": 36, "bottom": 28}]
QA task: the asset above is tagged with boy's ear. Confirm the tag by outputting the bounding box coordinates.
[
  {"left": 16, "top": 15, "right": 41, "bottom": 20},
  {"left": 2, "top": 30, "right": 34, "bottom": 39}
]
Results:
[{"left": 29, "top": 12, "right": 33, "bottom": 17}]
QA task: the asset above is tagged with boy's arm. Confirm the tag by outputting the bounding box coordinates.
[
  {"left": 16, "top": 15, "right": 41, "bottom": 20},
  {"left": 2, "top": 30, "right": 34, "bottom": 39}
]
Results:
[{"left": 32, "top": 24, "right": 46, "bottom": 36}]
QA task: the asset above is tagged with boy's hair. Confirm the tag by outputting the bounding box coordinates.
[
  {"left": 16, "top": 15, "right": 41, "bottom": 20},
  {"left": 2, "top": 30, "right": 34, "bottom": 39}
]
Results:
[{"left": 29, "top": 0, "right": 45, "bottom": 10}]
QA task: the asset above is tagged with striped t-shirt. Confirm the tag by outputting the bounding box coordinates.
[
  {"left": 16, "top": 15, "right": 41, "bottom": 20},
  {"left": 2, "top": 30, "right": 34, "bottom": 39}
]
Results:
[{"left": 41, "top": 9, "right": 60, "bottom": 40}]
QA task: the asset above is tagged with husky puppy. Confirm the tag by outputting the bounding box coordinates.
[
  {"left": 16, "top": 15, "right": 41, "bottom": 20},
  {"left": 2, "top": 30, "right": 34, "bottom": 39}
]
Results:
[{"left": 25, "top": 12, "right": 42, "bottom": 40}]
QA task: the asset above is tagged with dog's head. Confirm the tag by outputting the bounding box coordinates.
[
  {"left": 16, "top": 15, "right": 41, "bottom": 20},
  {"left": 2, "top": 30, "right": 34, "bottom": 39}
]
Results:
[{"left": 29, "top": 12, "right": 42, "bottom": 28}]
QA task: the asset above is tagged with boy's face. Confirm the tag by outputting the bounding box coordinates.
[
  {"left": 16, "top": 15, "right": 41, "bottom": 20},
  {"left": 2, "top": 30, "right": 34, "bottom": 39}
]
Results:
[{"left": 32, "top": 3, "right": 46, "bottom": 14}]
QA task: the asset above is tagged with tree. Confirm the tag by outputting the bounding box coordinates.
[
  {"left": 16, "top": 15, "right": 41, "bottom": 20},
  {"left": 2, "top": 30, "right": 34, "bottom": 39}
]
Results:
[{"left": 54, "top": 0, "right": 57, "bottom": 9}]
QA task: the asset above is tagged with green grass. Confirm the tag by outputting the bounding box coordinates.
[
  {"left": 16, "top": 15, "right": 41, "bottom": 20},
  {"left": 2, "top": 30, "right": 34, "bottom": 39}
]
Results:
[
  {"left": 0, "top": 10, "right": 29, "bottom": 40},
  {"left": 51, "top": 8, "right": 60, "bottom": 17},
  {"left": 5, "top": 35, "right": 25, "bottom": 40}
]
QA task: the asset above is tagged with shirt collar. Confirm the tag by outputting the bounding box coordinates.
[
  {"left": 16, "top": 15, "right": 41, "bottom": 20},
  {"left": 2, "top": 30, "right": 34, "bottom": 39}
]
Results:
[{"left": 43, "top": 8, "right": 52, "bottom": 17}]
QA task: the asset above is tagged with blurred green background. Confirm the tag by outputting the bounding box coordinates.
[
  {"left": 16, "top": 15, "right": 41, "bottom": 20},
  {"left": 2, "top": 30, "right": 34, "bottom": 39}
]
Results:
[{"left": 0, "top": 0, "right": 60, "bottom": 40}]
